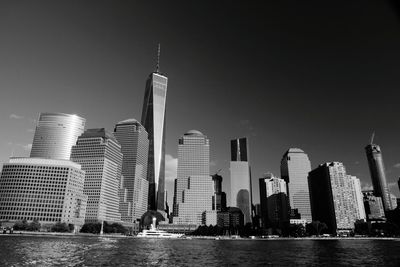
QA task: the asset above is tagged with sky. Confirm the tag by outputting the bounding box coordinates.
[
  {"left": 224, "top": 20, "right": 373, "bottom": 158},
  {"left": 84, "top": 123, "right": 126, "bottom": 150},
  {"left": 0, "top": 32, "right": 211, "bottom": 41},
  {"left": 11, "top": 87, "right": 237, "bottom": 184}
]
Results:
[{"left": 1, "top": 1, "right": 400, "bottom": 205}]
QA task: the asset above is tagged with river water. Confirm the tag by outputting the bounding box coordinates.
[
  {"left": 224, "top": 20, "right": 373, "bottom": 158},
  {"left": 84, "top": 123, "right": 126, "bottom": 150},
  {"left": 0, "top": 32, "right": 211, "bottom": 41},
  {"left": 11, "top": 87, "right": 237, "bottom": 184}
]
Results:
[{"left": 0, "top": 236, "right": 399, "bottom": 266}]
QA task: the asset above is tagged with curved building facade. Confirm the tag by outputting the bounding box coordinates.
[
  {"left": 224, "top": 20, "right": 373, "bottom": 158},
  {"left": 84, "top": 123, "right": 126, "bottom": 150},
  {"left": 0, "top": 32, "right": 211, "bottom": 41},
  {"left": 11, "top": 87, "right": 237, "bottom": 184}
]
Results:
[{"left": 30, "top": 113, "right": 86, "bottom": 160}]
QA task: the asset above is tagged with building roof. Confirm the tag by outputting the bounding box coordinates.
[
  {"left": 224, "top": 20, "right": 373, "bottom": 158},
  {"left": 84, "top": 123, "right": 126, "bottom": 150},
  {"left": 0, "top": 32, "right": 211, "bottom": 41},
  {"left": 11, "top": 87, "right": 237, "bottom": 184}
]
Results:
[
  {"left": 116, "top": 118, "right": 140, "bottom": 125},
  {"left": 184, "top": 130, "right": 204, "bottom": 136}
]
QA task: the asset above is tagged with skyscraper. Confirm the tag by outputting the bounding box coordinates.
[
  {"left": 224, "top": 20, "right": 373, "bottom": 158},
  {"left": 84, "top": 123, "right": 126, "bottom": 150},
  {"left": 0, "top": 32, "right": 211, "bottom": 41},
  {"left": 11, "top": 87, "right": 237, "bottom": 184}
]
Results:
[
  {"left": 230, "top": 137, "right": 252, "bottom": 225},
  {"left": 280, "top": 148, "right": 312, "bottom": 222},
  {"left": 308, "top": 162, "right": 361, "bottom": 234},
  {"left": 30, "top": 112, "right": 85, "bottom": 160},
  {"left": 363, "top": 190, "right": 386, "bottom": 221},
  {"left": 70, "top": 128, "right": 123, "bottom": 224},
  {"left": 141, "top": 47, "right": 168, "bottom": 211},
  {"left": 173, "top": 130, "right": 214, "bottom": 225},
  {"left": 365, "top": 142, "right": 392, "bottom": 211},
  {"left": 114, "top": 119, "right": 149, "bottom": 223},
  {"left": 259, "top": 173, "right": 289, "bottom": 229},
  {"left": 349, "top": 176, "right": 367, "bottom": 221},
  {"left": 212, "top": 173, "right": 227, "bottom": 212}
]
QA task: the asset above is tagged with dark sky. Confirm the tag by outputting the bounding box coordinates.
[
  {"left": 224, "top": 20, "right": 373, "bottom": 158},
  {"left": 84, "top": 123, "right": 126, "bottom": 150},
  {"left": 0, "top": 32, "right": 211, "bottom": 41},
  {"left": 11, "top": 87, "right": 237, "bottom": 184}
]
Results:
[{"left": 1, "top": 1, "right": 400, "bottom": 204}]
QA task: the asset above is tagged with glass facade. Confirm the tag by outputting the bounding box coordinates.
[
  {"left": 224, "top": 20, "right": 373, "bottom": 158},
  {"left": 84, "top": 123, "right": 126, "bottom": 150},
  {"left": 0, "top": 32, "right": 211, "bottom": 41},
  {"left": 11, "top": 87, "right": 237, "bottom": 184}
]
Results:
[
  {"left": 280, "top": 148, "right": 312, "bottom": 222},
  {"left": 365, "top": 144, "right": 392, "bottom": 211},
  {"left": 30, "top": 113, "right": 85, "bottom": 160},
  {"left": 230, "top": 138, "right": 252, "bottom": 224},
  {"left": 141, "top": 73, "right": 168, "bottom": 211}
]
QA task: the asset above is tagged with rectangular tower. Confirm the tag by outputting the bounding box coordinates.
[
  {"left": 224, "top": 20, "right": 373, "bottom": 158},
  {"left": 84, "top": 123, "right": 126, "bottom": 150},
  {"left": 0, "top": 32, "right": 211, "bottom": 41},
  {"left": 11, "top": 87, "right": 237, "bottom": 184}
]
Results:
[
  {"left": 230, "top": 137, "right": 252, "bottom": 225},
  {"left": 70, "top": 128, "right": 123, "bottom": 224}
]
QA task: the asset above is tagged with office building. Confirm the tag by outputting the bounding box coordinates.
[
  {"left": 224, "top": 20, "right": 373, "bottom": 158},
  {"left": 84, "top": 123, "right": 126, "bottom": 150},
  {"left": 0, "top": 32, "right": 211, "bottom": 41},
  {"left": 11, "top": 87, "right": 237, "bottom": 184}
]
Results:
[
  {"left": 259, "top": 173, "right": 289, "bottom": 229},
  {"left": 70, "top": 128, "right": 122, "bottom": 224},
  {"left": 173, "top": 130, "right": 214, "bottom": 225},
  {"left": 390, "top": 194, "right": 398, "bottom": 210},
  {"left": 0, "top": 157, "right": 87, "bottom": 231},
  {"left": 280, "top": 148, "right": 312, "bottom": 222},
  {"left": 308, "top": 162, "right": 361, "bottom": 234},
  {"left": 230, "top": 137, "right": 252, "bottom": 224},
  {"left": 141, "top": 49, "right": 168, "bottom": 211},
  {"left": 30, "top": 112, "right": 85, "bottom": 160},
  {"left": 363, "top": 190, "right": 386, "bottom": 221},
  {"left": 365, "top": 142, "right": 392, "bottom": 211},
  {"left": 212, "top": 173, "right": 227, "bottom": 212},
  {"left": 114, "top": 119, "right": 149, "bottom": 223}
]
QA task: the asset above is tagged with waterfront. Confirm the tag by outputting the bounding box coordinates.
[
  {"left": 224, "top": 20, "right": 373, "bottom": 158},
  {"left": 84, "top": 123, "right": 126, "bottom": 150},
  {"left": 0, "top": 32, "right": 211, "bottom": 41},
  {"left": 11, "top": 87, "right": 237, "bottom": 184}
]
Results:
[{"left": 0, "top": 236, "right": 400, "bottom": 266}]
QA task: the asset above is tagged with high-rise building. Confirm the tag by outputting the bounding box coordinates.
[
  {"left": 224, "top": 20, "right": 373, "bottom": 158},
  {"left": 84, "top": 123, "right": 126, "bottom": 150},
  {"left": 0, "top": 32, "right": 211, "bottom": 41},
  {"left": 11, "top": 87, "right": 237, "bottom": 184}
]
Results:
[
  {"left": 230, "top": 137, "right": 252, "bottom": 225},
  {"left": 0, "top": 157, "right": 87, "bottom": 231},
  {"left": 141, "top": 49, "right": 168, "bottom": 212},
  {"left": 114, "top": 119, "right": 149, "bottom": 223},
  {"left": 70, "top": 128, "right": 123, "bottom": 224},
  {"left": 173, "top": 130, "right": 214, "bottom": 225},
  {"left": 30, "top": 112, "right": 85, "bottom": 160},
  {"left": 280, "top": 148, "right": 312, "bottom": 222},
  {"left": 259, "top": 173, "right": 289, "bottom": 229},
  {"left": 365, "top": 142, "right": 392, "bottom": 211},
  {"left": 308, "top": 162, "right": 361, "bottom": 234},
  {"left": 390, "top": 194, "right": 398, "bottom": 210},
  {"left": 363, "top": 190, "right": 386, "bottom": 221},
  {"left": 349, "top": 176, "right": 367, "bottom": 221},
  {"left": 212, "top": 173, "right": 227, "bottom": 212}
]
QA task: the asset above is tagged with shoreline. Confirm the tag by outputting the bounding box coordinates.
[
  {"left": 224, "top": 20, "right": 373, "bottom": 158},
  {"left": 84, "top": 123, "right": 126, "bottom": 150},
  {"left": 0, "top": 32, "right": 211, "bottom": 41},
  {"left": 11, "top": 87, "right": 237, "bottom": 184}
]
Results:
[{"left": 0, "top": 232, "right": 398, "bottom": 241}]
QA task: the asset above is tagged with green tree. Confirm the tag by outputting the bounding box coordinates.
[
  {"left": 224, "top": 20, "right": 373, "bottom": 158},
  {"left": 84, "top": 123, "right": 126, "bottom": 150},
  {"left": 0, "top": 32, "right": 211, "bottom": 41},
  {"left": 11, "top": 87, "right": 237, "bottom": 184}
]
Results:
[{"left": 27, "top": 219, "right": 41, "bottom": 231}]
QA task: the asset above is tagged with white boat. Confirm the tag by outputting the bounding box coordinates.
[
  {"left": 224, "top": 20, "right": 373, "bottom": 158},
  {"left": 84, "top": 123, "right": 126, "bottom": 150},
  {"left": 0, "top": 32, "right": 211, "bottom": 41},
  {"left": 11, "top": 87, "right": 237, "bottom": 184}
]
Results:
[{"left": 137, "top": 217, "right": 184, "bottom": 239}]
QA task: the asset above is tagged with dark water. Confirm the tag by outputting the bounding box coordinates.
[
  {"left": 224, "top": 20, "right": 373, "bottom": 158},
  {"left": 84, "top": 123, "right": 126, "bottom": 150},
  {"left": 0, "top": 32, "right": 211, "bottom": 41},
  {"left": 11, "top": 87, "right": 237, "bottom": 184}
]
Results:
[{"left": 0, "top": 236, "right": 400, "bottom": 266}]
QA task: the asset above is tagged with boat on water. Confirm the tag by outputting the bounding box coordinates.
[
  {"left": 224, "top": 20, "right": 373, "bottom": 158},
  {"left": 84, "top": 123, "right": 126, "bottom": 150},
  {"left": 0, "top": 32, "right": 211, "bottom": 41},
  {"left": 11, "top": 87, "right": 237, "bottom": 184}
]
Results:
[{"left": 136, "top": 217, "right": 184, "bottom": 239}]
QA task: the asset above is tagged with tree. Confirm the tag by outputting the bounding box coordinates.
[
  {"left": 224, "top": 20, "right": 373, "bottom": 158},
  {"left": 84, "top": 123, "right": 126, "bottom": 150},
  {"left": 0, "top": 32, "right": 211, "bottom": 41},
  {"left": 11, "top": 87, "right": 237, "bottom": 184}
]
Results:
[
  {"left": 27, "top": 219, "right": 41, "bottom": 231},
  {"left": 289, "top": 224, "right": 306, "bottom": 237},
  {"left": 306, "top": 221, "right": 328, "bottom": 236},
  {"left": 51, "top": 222, "right": 71, "bottom": 232},
  {"left": 13, "top": 220, "right": 29, "bottom": 231},
  {"left": 80, "top": 222, "right": 101, "bottom": 234}
]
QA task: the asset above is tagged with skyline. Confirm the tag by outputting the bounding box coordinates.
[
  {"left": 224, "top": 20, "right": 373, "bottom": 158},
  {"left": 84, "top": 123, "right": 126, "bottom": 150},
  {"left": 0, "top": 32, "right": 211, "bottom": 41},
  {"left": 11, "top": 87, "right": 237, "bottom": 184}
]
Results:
[{"left": 1, "top": 1, "right": 400, "bottom": 205}]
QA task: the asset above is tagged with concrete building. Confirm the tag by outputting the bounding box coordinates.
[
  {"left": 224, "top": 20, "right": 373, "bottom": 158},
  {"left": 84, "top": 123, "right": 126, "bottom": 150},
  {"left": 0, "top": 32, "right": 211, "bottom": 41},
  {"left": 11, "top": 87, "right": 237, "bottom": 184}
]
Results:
[
  {"left": 365, "top": 143, "right": 392, "bottom": 211},
  {"left": 30, "top": 112, "right": 85, "bottom": 160},
  {"left": 308, "top": 162, "right": 361, "bottom": 234},
  {"left": 114, "top": 119, "right": 149, "bottom": 224},
  {"left": 0, "top": 157, "right": 87, "bottom": 231},
  {"left": 141, "top": 55, "right": 168, "bottom": 211},
  {"left": 349, "top": 176, "right": 367, "bottom": 221},
  {"left": 363, "top": 190, "right": 386, "bottom": 221},
  {"left": 259, "top": 173, "right": 289, "bottom": 229},
  {"left": 230, "top": 137, "right": 252, "bottom": 225},
  {"left": 280, "top": 148, "right": 312, "bottom": 222},
  {"left": 70, "top": 128, "right": 122, "bottom": 224},
  {"left": 173, "top": 130, "right": 214, "bottom": 225}
]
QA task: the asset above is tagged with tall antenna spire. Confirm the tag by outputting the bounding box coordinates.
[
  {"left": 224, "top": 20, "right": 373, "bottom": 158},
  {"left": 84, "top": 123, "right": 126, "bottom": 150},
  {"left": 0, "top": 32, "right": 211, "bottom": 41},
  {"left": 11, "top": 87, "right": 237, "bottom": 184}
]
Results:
[
  {"left": 156, "top": 43, "right": 161, "bottom": 73},
  {"left": 370, "top": 131, "right": 375, "bottom": 144}
]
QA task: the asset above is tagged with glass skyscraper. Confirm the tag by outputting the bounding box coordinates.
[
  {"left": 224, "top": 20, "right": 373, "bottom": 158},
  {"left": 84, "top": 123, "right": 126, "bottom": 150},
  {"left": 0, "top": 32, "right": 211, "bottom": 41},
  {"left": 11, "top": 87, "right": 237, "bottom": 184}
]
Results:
[
  {"left": 173, "top": 130, "right": 214, "bottom": 225},
  {"left": 230, "top": 137, "right": 252, "bottom": 225},
  {"left": 280, "top": 148, "right": 312, "bottom": 222},
  {"left": 70, "top": 128, "right": 123, "bottom": 224},
  {"left": 365, "top": 143, "right": 392, "bottom": 211},
  {"left": 30, "top": 112, "right": 85, "bottom": 160},
  {"left": 114, "top": 119, "right": 149, "bottom": 223},
  {"left": 141, "top": 69, "right": 168, "bottom": 212}
]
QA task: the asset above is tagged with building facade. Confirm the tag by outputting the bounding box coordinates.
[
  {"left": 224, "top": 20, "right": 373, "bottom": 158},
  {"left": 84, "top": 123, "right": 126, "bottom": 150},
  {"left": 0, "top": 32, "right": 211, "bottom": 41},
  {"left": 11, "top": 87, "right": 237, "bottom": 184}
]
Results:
[
  {"left": 363, "top": 190, "right": 386, "bottom": 221},
  {"left": 259, "top": 173, "right": 289, "bottom": 229},
  {"left": 173, "top": 130, "right": 214, "bottom": 225},
  {"left": 308, "top": 162, "right": 361, "bottom": 234},
  {"left": 349, "top": 176, "right": 367, "bottom": 221},
  {"left": 0, "top": 158, "right": 87, "bottom": 231},
  {"left": 141, "top": 70, "right": 168, "bottom": 212},
  {"left": 114, "top": 119, "right": 149, "bottom": 223},
  {"left": 70, "top": 128, "right": 123, "bottom": 224},
  {"left": 230, "top": 137, "right": 252, "bottom": 225},
  {"left": 365, "top": 143, "right": 392, "bottom": 211},
  {"left": 280, "top": 148, "right": 312, "bottom": 222},
  {"left": 30, "top": 113, "right": 85, "bottom": 160},
  {"left": 211, "top": 173, "right": 227, "bottom": 212}
]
